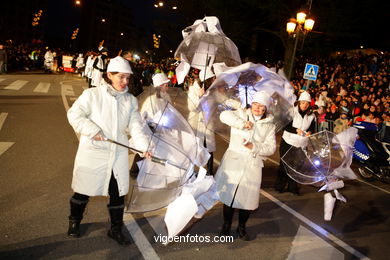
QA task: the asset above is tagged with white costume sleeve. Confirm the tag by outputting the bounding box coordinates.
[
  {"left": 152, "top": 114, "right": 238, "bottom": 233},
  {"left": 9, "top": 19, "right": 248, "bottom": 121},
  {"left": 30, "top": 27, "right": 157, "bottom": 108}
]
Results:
[
  {"left": 67, "top": 90, "right": 101, "bottom": 138},
  {"left": 219, "top": 109, "right": 246, "bottom": 130},
  {"left": 128, "top": 97, "right": 151, "bottom": 151},
  {"left": 252, "top": 123, "right": 276, "bottom": 157}
]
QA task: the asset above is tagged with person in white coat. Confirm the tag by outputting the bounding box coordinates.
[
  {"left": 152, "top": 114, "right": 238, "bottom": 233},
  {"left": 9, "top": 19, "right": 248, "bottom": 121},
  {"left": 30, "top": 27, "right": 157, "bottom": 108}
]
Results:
[
  {"left": 216, "top": 91, "right": 276, "bottom": 240},
  {"left": 44, "top": 49, "right": 54, "bottom": 73},
  {"left": 187, "top": 68, "right": 216, "bottom": 174},
  {"left": 67, "top": 56, "right": 152, "bottom": 245},
  {"left": 91, "top": 47, "right": 108, "bottom": 87},
  {"left": 140, "top": 73, "right": 172, "bottom": 123},
  {"left": 274, "top": 91, "right": 315, "bottom": 195},
  {"left": 129, "top": 73, "right": 172, "bottom": 176}
]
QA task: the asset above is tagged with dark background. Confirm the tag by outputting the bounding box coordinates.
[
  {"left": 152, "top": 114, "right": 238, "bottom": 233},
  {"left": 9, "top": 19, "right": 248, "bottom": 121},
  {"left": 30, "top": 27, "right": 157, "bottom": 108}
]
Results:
[{"left": 1, "top": 0, "right": 389, "bottom": 61}]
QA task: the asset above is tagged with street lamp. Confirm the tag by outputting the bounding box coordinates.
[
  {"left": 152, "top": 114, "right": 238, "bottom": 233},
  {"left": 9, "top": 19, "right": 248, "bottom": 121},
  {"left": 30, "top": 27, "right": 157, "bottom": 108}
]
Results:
[
  {"left": 101, "top": 18, "right": 106, "bottom": 23},
  {"left": 286, "top": 11, "right": 315, "bottom": 80}
]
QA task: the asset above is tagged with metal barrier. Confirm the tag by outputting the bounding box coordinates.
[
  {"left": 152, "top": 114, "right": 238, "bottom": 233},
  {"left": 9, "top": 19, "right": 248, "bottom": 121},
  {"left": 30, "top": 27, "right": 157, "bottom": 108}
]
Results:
[{"left": 315, "top": 119, "right": 335, "bottom": 132}]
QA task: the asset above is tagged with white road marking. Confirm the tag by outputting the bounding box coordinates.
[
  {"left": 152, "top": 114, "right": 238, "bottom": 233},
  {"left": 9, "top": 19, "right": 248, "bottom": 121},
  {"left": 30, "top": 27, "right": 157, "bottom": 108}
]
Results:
[
  {"left": 355, "top": 178, "right": 390, "bottom": 194},
  {"left": 0, "top": 142, "right": 15, "bottom": 156},
  {"left": 0, "top": 113, "right": 15, "bottom": 156},
  {"left": 0, "top": 112, "right": 8, "bottom": 130},
  {"left": 124, "top": 213, "right": 160, "bottom": 260},
  {"left": 60, "top": 84, "right": 72, "bottom": 112},
  {"left": 287, "top": 225, "right": 344, "bottom": 260},
  {"left": 33, "top": 82, "right": 51, "bottom": 93},
  {"left": 4, "top": 80, "right": 28, "bottom": 90},
  {"left": 214, "top": 156, "right": 368, "bottom": 258},
  {"left": 63, "top": 84, "right": 75, "bottom": 96},
  {"left": 260, "top": 190, "right": 370, "bottom": 260}
]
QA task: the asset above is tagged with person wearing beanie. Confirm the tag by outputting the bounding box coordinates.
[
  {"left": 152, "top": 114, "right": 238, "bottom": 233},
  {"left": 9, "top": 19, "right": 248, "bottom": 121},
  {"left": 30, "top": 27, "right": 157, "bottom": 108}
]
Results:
[
  {"left": 66, "top": 56, "right": 152, "bottom": 245},
  {"left": 274, "top": 91, "right": 315, "bottom": 195},
  {"left": 91, "top": 47, "right": 109, "bottom": 87},
  {"left": 215, "top": 91, "right": 276, "bottom": 240},
  {"left": 139, "top": 73, "right": 172, "bottom": 123}
]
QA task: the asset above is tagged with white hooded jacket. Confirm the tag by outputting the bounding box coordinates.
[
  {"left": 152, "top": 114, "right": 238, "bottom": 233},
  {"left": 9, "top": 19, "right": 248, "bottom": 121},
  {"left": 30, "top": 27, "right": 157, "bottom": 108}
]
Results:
[{"left": 67, "top": 80, "right": 150, "bottom": 196}]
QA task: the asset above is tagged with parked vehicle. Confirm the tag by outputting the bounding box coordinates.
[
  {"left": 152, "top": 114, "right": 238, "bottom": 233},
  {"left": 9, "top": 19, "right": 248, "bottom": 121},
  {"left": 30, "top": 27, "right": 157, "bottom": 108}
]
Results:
[{"left": 353, "top": 121, "right": 390, "bottom": 183}]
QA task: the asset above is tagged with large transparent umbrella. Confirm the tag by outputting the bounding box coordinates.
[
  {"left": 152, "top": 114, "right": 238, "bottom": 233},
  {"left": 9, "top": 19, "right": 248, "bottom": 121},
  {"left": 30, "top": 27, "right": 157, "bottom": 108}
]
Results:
[
  {"left": 126, "top": 100, "right": 209, "bottom": 213},
  {"left": 175, "top": 16, "right": 241, "bottom": 84},
  {"left": 281, "top": 128, "right": 358, "bottom": 185},
  {"left": 199, "top": 62, "right": 296, "bottom": 138}
]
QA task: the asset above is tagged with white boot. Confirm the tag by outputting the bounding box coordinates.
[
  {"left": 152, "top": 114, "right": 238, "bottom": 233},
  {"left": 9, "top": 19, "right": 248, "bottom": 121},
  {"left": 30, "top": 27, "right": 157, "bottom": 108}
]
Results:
[{"left": 324, "top": 192, "right": 336, "bottom": 221}]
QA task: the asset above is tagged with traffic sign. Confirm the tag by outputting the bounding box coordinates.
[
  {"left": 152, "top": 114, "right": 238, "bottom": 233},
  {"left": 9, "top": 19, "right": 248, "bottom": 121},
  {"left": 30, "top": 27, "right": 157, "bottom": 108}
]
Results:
[{"left": 303, "top": 63, "right": 319, "bottom": 80}]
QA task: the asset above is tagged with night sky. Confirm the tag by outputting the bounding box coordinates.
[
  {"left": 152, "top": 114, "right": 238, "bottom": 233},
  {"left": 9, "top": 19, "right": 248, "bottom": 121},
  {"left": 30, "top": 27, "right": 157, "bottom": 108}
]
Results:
[{"left": 42, "top": 0, "right": 389, "bottom": 58}]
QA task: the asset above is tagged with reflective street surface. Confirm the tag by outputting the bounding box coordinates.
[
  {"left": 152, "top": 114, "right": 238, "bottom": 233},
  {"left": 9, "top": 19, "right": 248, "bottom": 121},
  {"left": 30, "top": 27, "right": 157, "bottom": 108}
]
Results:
[{"left": 0, "top": 72, "right": 389, "bottom": 260}]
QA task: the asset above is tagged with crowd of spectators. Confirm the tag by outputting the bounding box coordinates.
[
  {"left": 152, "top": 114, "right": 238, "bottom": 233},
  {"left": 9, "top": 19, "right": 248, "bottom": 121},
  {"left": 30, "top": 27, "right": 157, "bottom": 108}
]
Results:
[
  {"left": 2, "top": 41, "right": 389, "bottom": 133},
  {"left": 289, "top": 51, "right": 389, "bottom": 133}
]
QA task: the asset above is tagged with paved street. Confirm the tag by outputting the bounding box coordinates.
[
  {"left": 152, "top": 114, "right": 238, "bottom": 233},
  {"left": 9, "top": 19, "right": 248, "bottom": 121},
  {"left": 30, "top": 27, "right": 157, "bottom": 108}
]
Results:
[{"left": 0, "top": 72, "right": 389, "bottom": 260}]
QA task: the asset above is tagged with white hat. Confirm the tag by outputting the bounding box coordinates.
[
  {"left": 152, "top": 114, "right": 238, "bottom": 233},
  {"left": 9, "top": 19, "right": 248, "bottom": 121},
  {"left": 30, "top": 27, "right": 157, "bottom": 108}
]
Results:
[
  {"left": 107, "top": 56, "right": 133, "bottom": 74},
  {"left": 298, "top": 91, "right": 311, "bottom": 102},
  {"left": 152, "top": 73, "right": 170, "bottom": 87},
  {"left": 252, "top": 91, "right": 272, "bottom": 109},
  {"left": 199, "top": 68, "right": 215, "bottom": 82}
]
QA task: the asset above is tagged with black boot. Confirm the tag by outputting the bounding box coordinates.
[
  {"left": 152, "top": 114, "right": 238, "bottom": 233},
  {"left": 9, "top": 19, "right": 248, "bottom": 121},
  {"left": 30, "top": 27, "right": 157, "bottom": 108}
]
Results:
[
  {"left": 237, "top": 209, "right": 250, "bottom": 241},
  {"left": 237, "top": 225, "right": 249, "bottom": 241},
  {"left": 287, "top": 179, "right": 300, "bottom": 196},
  {"left": 107, "top": 205, "right": 131, "bottom": 245},
  {"left": 220, "top": 204, "right": 234, "bottom": 236},
  {"left": 67, "top": 198, "right": 88, "bottom": 238},
  {"left": 274, "top": 168, "right": 287, "bottom": 193},
  {"left": 219, "top": 222, "right": 232, "bottom": 236}
]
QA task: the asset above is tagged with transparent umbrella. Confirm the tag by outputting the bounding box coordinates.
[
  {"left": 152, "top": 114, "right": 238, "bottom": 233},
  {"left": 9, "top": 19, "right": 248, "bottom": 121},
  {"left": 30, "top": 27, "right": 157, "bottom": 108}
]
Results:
[
  {"left": 175, "top": 16, "right": 241, "bottom": 84},
  {"left": 281, "top": 128, "right": 358, "bottom": 185},
  {"left": 125, "top": 101, "right": 209, "bottom": 213},
  {"left": 199, "top": 62, "right": 296, "bottom": 137}
]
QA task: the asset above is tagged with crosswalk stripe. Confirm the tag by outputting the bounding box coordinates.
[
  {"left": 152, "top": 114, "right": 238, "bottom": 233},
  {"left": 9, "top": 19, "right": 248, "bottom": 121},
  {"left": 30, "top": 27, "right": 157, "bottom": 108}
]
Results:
[
  {"left": 33, "top": 82, "right": 51, "bottom": 93},
  {"left": 0, "top": 113, "right": 8, "bottom": 131},
  {"left": 0, "top": 142, "right": 15, "bottom": 157},
  {"left": 4, "top": 80, "right": 28, "bottom": 90}
]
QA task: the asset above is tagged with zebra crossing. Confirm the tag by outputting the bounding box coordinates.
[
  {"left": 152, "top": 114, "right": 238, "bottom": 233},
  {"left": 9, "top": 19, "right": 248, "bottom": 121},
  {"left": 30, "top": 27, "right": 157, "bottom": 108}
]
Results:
[{"left": 0, "top": 77, "right": 87, "bottom": 94}]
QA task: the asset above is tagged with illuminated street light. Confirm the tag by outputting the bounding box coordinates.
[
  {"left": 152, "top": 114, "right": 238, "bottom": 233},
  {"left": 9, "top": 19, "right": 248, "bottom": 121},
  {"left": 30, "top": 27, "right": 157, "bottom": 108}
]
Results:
[
  {"left": 169, "top": 50, "right": 173, "bottom": 53},
  {"left": 286, "top": 11, "right": 315, "bottom": 79},
  {"left": 154, "top": 4, "right": 158, "bottom": 8},
  {"left": 101, "top": 18, "right": 106, "bottom": 23},
  {"left": 158, "top": 2, "right": 164, "bottom": 7},
  {"left": 172, "top": 6, "right": 177, "bottom": 10},
  {"left": 75, "top": 0, "right": 81, "bottom": 6},
  {"left": 120, "top": 32, "right": 124, "bottom": 36}
]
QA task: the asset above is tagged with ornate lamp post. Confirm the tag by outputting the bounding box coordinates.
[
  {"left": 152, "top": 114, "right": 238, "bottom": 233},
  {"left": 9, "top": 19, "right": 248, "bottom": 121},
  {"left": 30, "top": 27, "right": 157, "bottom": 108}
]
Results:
[{"left": 286, "top": 11, "right": 315, "bottom": 80}]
